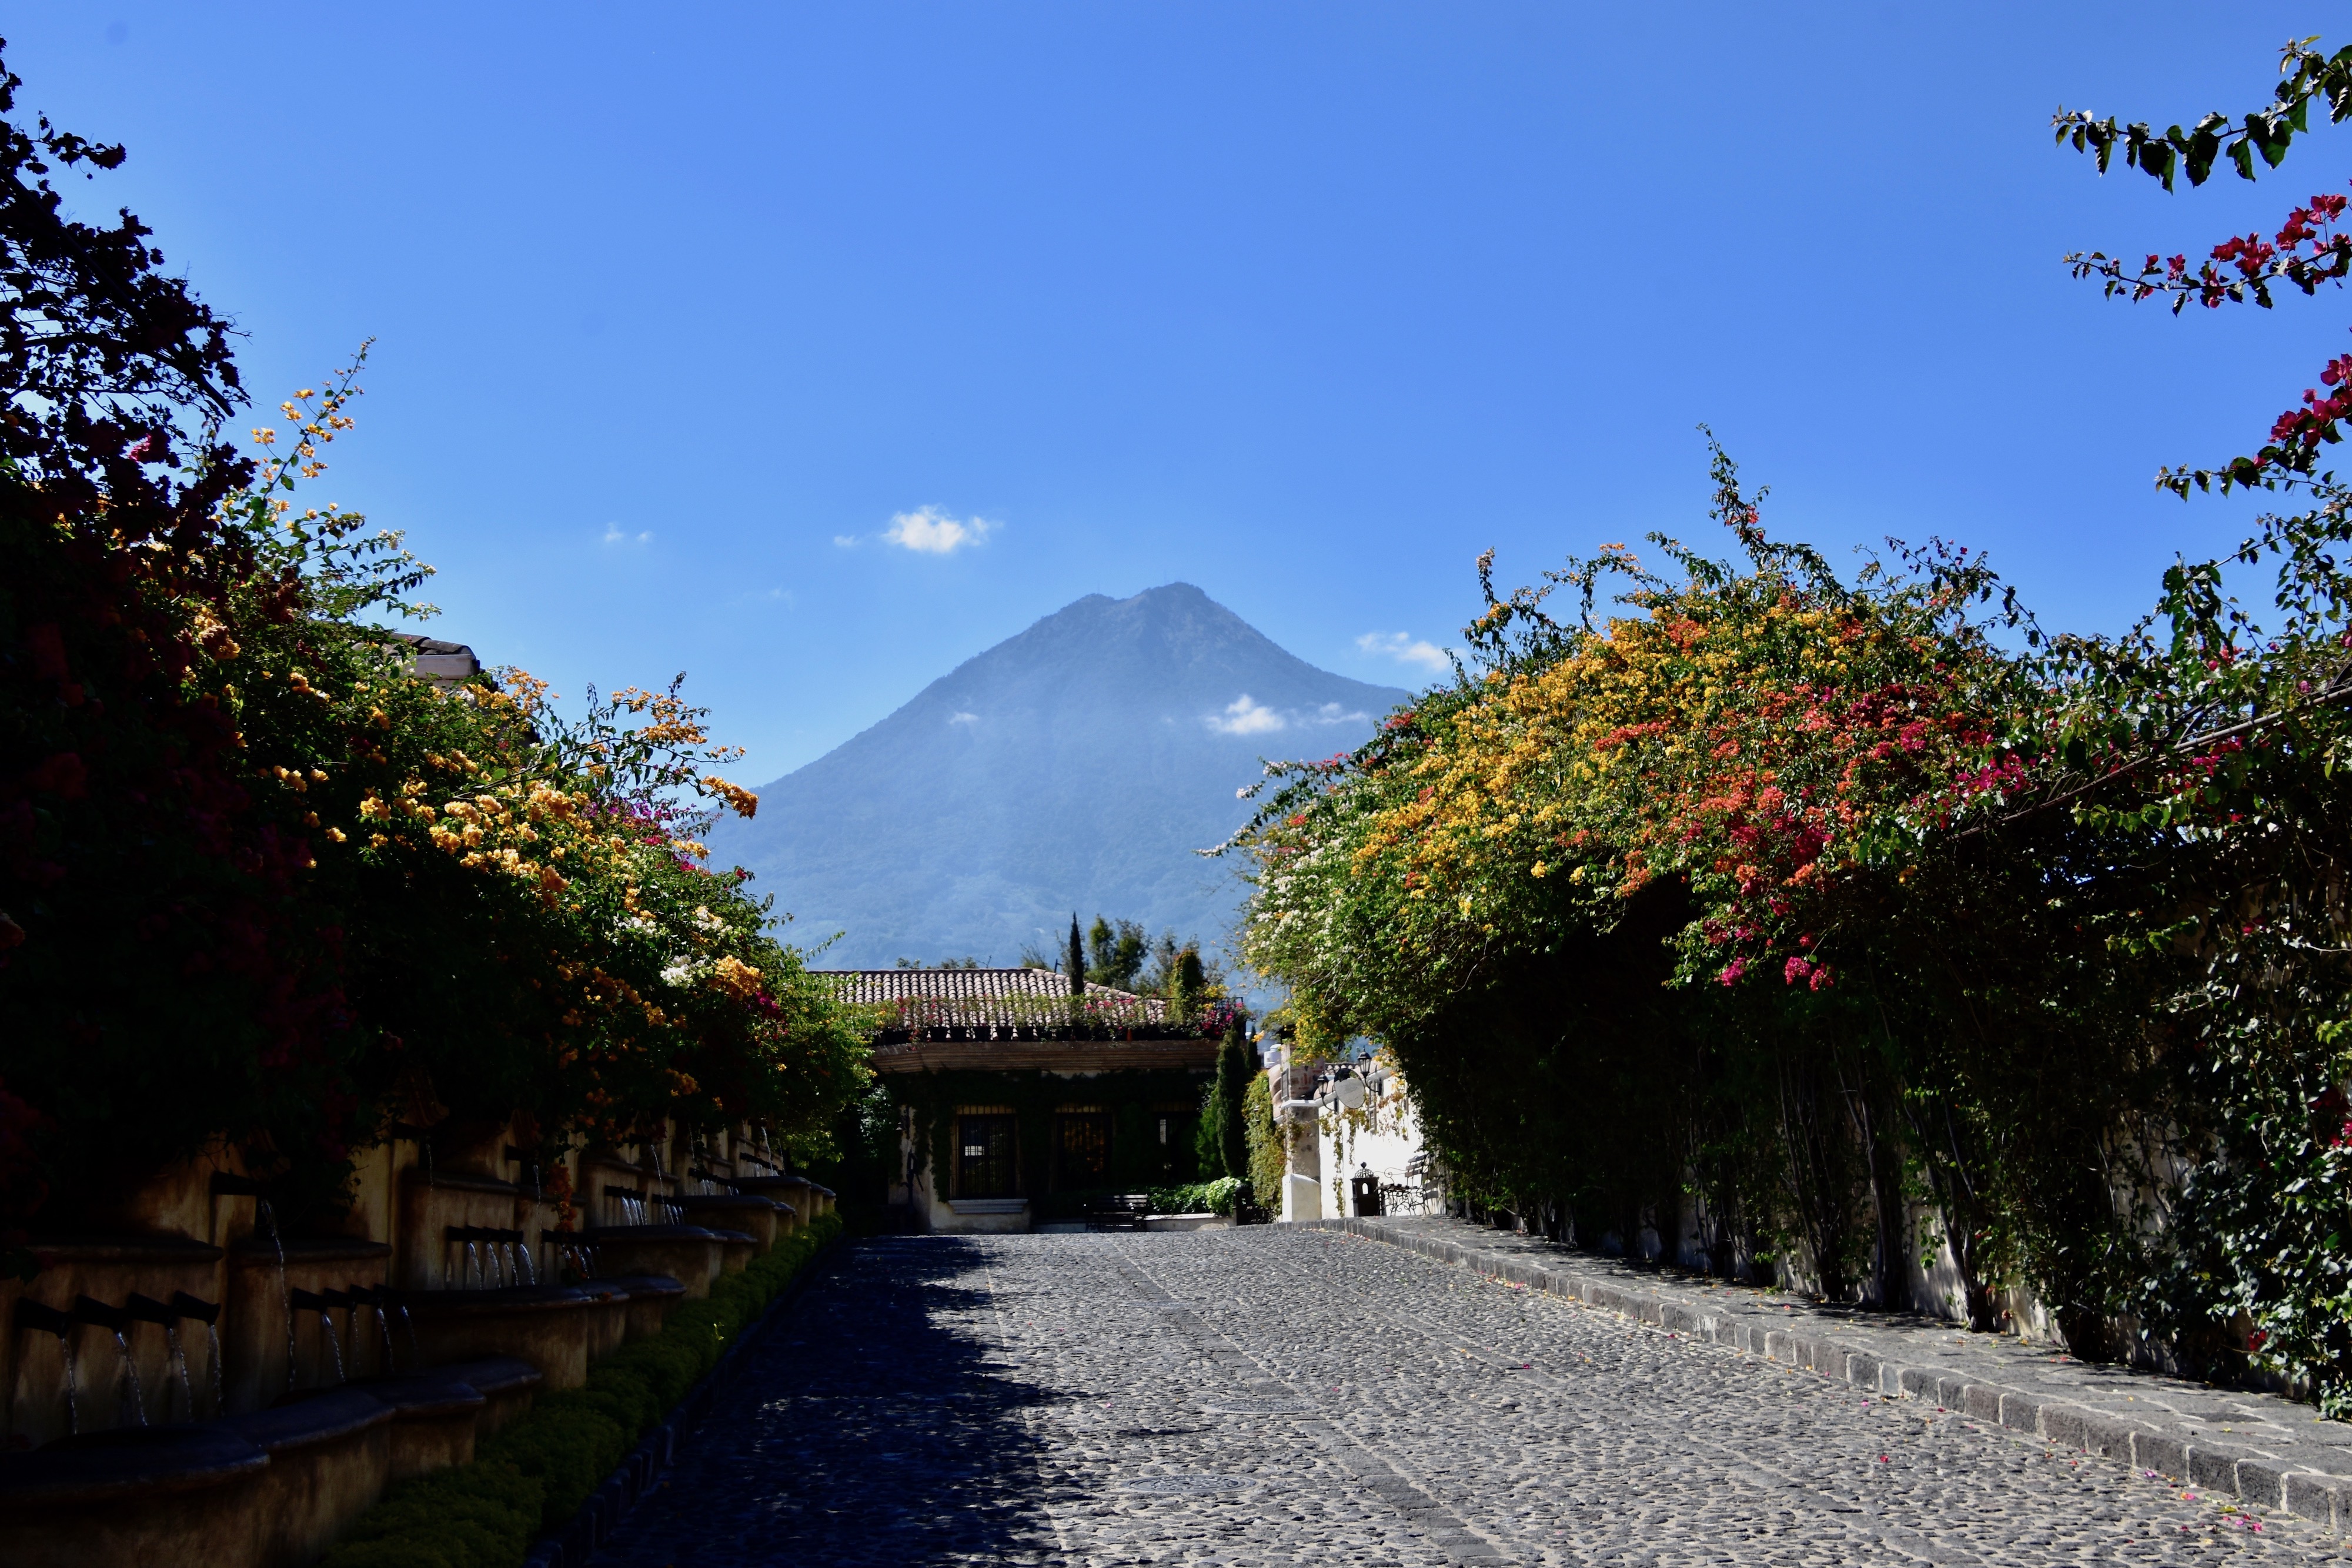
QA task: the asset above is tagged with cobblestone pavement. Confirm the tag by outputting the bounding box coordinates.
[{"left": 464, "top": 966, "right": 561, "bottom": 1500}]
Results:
[
  {"left": 592, "top": 1229, "right": 2351, "bottom": 1566},
  {"left": 1331, "top": 1215, "right": 2352, "bottom": 1500}
]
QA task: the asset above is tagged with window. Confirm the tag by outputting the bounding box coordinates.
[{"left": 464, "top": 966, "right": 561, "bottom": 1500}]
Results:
[
  {"left": 1055, "top": 1112, "right": 1111, "bottom": 1191},
  {"left": 1157, "top": 1116, "right": 1170, "bottom": 1146},
  {"left": 957, "top": 1114, "right": 1016, "bottom": 1199}
]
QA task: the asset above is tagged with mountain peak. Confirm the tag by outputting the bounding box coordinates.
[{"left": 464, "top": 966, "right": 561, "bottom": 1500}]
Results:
[{"left": 709, "top": 586, "right": 1409, "bottom": 967}]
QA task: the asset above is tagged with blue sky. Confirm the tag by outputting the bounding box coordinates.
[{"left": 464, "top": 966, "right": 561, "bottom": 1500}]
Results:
[{"left": 8, "top": 5, "right": 2346, "bottom": 781}]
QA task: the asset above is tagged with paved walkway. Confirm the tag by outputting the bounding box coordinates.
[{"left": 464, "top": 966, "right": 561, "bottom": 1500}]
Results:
[{"left": 593, "top": 1229, "right": 2352, "bottom": 1566}]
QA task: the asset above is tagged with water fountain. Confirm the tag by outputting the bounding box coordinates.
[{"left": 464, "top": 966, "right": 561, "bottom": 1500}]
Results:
[
  {"left": 322, "top": 1289, "right": 360, "bottom": 1380},
  {"left": 255, "top": 1201, "right": 296, "bottom": 1393},
  {"left": 1, "top": 1111, "right": 795, "bottom": 1566},
  {"left": 346, "top": 1284, "right": 397, "bottom": 1375},
  {"left": 221, "top": 1225, "right": 389, "bottom": 1415},
  {"left": 14, "top": 1299, "right": 78, "bottom": 1436},
  {"left": 122, "top": 1295, "right": 189, "bottom": 1420},
  {"left": 171, "top": 1293, "right": 223, "bottom": 1419},
  {"left": 673, "top": 1169, "right": 789, "bottom": 1252},
  {"left": 288, "top": 1289, "right": 341, "bottom": 1386},
  {"left": 70, "top": 1298, "right": 144, "bottom": 1428}
]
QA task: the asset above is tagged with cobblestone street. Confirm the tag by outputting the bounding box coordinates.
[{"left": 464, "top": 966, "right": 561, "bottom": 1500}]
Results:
[{"left": 593, "top": 1230, "right": 2352, "bottom": 1566}]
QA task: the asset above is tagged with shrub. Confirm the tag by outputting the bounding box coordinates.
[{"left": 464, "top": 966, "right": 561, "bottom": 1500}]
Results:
[
  {"left": 481, "top": 1402, "right": 629, "bottom": 1530},
  {"left": 1145, "top": 1181, "right": 1211, "bottom": 1214},
  {"left": 599, "top": 1336, "right": 701, "bottom": 1408},
  {"left": 567, "top": 1368, "right": 660, "bottom": 1444},
  {"left": 319, "top": 1457, "right": 541, "bottom": 1568},
  {"left": 319, "top": 1221, "right": 838, "bottom": 1566},
  {"left": 664, "top": 1300, "right": 743, "bottom": 1374},
  {"left": 1140, "top": 1178, "right": 1244, "bottom": 1214}
]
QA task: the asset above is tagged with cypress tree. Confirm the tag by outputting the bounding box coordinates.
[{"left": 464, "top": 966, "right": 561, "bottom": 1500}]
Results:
[
  {"left": 1194, "top": 1077, "right": 1227, "bottom": 1179},
  {"left": 1171, "top": 944, "right": 1205, "bottom": 1020},
  {"left": 1065, "top": 914, "right": 1085, "bottom": 998}
]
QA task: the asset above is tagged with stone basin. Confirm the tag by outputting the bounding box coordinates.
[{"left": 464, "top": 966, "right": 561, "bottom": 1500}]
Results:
[
  {"left": 572, "top": 1279, "right": 633, "bottom": 1358},
  {"left": 709, "top": 1227, "right": 758, "bottom": 1276},
  {"left": 594, "top": 1274, "right": 686, "bottom": 1340},
  {"left": 293, "top": 1371, "right": 483, "bottom": 1483},
  {"left": 217, "top": 1387, "right": 393, "bottom": 1568},
  {"left": 429, "top": 1354, "right": 542, "bottom": 1437},
  {"left": 0, "top": 1423, "right": 269, "bottom": 1568},
  {"left": 578, "top": 1225, "right": 726, "bottom": 1298},
  {"left": 669, "top": 1193, "right": 783, "bottom": 1251},
  {"left": 400, "top": 1285, "right": 597, "bottom": 1390},
  {"left": 723, "top": 1175, "right": 824, "bottom": 1227}
]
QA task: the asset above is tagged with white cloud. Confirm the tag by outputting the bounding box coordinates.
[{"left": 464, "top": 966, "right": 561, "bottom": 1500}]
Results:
[
  {"left": 602, "top": 523, "right": 652, "bottom": 546},
  {"left": 1207, "top": 694, "right": 1285, "bottom": 735},
  {"left": 1357, "top": 631, "right": 1452, "bottom": 673},
  {"left": 1311, "top": 701, "right": 1367, "bottom": 724},
  {"left": 833, "top": 534, "right": 858, "bottom": 548},
  {"left": 885, "top": 505, "right": 997, "bottom": 555},
  {"left": 948, "top": 711, "right": 979, "bottom": 726}
]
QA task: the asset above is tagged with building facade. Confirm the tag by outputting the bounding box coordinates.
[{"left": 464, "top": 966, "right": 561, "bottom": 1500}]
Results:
[
  {"left": 1268, "top": 1049, "right": 1434, "bottom": 1223},
  {"left": 816, "top": 968, "right": 1227, "bottom": 1233}
]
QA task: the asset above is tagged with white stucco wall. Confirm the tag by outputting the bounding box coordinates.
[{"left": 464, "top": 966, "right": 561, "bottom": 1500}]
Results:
[
  {"left": 1274, "top": 1055, "right": 1428, "bottom": 1221},
  {"left": 1314, "top": 1068, "right": 1424, "bottom": 1217}
]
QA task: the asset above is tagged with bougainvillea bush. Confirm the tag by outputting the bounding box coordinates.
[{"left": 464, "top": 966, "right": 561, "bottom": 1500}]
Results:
[
  {"left": 0, "top": 45, "right": 864, "bottom": 1263},
  {"left": 1235, "top": 34, "right": 2352, "bottom": 1411},
  {"left": 1234, "top": 453, "right": 2184, "bottom": 1343}
]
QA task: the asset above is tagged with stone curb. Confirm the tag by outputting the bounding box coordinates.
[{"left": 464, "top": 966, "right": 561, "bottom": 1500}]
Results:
[{"left": 1295, "top": 1216, "right": 2352, "bottom": 1533}]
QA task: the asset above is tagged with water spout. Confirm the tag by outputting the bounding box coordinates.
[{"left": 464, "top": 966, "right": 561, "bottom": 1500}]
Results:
[
  {"left": 165, "top": 1324, "right": 193, "bottom": 1420},
  {"left": 319, "top": 1312, "right": 346, "bottom": 1384},
  {"left": 19, "top": 1300, "right": 81, "bottom": 1437},
  {"left": 122, "top": 1293, "right": 180, "bottom": 1421},
  {"left": 109, "top": 1330, "right": 146, "bottom": 1426},
  {"left": 397, "top": 1303, "right": 420, "bottom": 1369},
  {"left": 258, "top": 1199, "right": 296, "bottom": 1392},
  {"left": 167, "top": 1294, "right": 222, "bottom": 1416},
  {"left": 204, "top": 1322, "right": 223, "bottom": 1416},
  {"left": 70, "top": 1300, "right": 141, "bottom": 1428}
]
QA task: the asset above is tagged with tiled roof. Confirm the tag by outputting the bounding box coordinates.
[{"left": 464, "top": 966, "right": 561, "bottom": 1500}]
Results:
[
  {"left": 811, "top": 967, "right": 1150, "bottom": 1008},
  {"left": 811, "top": 968, "right": 1227, "bottom": 1071}
]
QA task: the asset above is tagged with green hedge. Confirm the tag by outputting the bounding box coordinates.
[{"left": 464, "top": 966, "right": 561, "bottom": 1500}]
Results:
[
  {"left": 1145, "top": 1176, "right": 1242, "bottom": 1215},
  {"left": 320, "top": 1213, "right": 841, "bottom": 1568}
]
